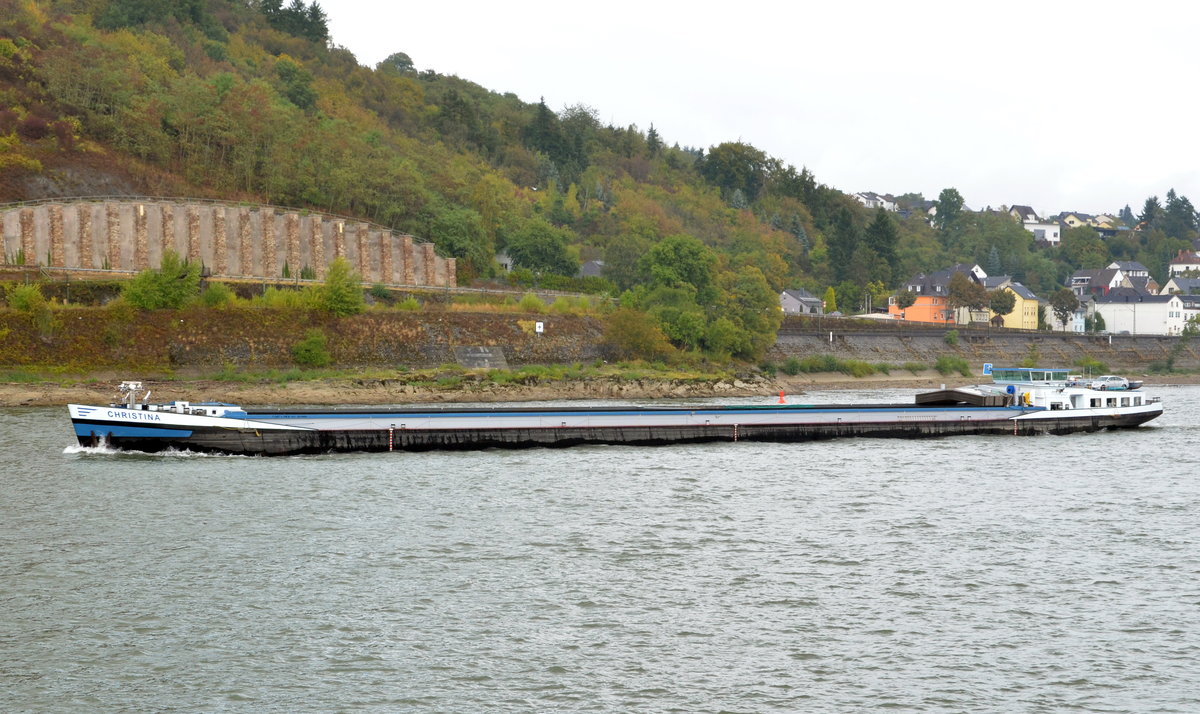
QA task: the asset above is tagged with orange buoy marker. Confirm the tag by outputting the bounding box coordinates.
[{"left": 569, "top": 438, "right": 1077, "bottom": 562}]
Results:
[{"left": 778, "top": 390, "right": 786, "bottom": 404}]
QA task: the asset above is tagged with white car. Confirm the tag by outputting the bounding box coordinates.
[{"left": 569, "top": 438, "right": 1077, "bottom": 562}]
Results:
[{"left": 1090, "top": 375, "right": 1129, "bottom": 390}]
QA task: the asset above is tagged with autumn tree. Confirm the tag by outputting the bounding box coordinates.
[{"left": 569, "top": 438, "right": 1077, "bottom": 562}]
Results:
[
  {"left": 1049, "top": 288, "right": 1079, "bottom": 329},
  {"left": 946, "top": 271, "right": 987, "bottom": 312}
]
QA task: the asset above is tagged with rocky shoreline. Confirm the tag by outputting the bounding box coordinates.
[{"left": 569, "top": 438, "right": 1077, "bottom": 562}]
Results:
[{"left": 3, "top": 369, "right": 1193, "bottom": 407}]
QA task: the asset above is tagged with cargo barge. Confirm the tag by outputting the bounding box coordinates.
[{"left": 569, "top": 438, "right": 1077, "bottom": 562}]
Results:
[{"left": 67, "top": 368, "right": 1162, "bottom": 456}]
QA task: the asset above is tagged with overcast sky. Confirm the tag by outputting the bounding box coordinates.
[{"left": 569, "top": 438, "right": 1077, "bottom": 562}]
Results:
[{"left": 325, "top": 1, "right": 1199, "bottom": 218}]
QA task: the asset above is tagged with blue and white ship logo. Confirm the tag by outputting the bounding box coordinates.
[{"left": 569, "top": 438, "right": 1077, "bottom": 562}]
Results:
[{"left": 75, "top": 406, "right": 97, "bottom": 417}]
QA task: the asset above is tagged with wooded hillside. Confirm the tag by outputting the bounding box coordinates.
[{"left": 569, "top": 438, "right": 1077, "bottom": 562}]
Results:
[{"left": 2, "top": 0, "right": 1197, "bottom": 362}]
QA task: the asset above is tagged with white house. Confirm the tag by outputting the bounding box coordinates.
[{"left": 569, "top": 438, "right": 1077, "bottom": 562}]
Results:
[
  {"left": 853, "top": 192, "right": 897, "bottom": 212},
  {"left": 1025, "top": 221, "right": 1061, "bottom": 245},
  {"left": 1094, "top": 290, "right": 1186, "bottom": 335}
]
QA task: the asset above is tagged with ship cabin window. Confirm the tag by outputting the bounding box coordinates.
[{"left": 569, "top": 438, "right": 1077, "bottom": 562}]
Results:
[
  {"left": 1134, "top": 397, "right": 1142, "bottom": 406},
  {"left": 1106, "top": 398, "right": 1117, "bottom": 407},
  {"left": 1121, "top": 397, "right": 1129, "bottom": 407},
  {"left": 1090, "top": 398, "right": 1101, "bottom": 407},
  {"left": 1050, "top": 401, "right": 1063, "bottom": 410}
]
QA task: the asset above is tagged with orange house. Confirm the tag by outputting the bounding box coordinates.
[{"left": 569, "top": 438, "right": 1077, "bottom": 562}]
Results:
[
  {"left": 887, "top": 293, "right": 953, "bottom": 323},
  {"left": 888, "top": 264, "right": 984, "bottom": 324}
]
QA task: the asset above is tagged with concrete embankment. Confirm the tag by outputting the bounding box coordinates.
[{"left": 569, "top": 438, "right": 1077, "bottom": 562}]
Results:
[{"left": 767, "top": 322, "right": 1200, "bottom": 373}]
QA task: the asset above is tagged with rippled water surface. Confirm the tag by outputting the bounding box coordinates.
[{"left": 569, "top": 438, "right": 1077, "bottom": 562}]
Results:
[{"left": 4, "top": 386, "right": 1200, "bottom": 712}]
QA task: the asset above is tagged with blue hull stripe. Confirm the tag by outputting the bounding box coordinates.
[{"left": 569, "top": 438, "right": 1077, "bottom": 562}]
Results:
[{"left": 74, "top": 424, "right": 193, "bottom": 438}]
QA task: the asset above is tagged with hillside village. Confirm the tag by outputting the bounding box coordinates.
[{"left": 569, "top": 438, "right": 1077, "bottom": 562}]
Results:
[{"left": 779, "top": 196, "right": 1200, "bottom": 336}]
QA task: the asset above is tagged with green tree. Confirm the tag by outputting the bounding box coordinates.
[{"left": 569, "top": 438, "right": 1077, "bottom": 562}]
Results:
[
  {"left": 310, "top": 257, "right": 364, "bottom": 316},
  {"left": 1162, "top": 188, "right": 1197, "bottom": 240},
  {"left": 1118, "top": 204, "right": 1136, "bottom": 226},
  {"left": 699, "top": 141, "right": 768, "bottom": 202},
  {"left": 827, "top": 207, "right": 860, "bottom": 283},
  {"left": 895, "top": 289, "right": 917, "bottom": 311},
  {"left": 275, "top": 56, "right": 317, "bottom": 110},
  {"left": 641, "top": 234, "right": 719, "bottom": 305},
  {"left": 431, "top": 207, "right": 492, "bottom": 279},
  {"left": 604, "top": 234, "right": 652, "bottom": 291},
  {"left": 1060, "top": 226, "right": 1108, "bottom": 269},
  {"left": 292, "top": 328, "right": 332, "bottom": 367},
  {"left": 989, "top": 288, "right": 1016, "bottom": 322},
  {"left": 1139, "top": 195, "right": 1162, "bottom": 229},
  {"left": 823, "top": 286, "right": 837, "bottom": 313},
  {"left": 642, "top": 286, "right": 706, "bottom": 351},
  {"left": 1050, "top": 288, "right": 1079, "bottom": 329},
  {"left": 505, "top": 219, "right": 577, "bottom": 276},
  {"left": 717, "top": 265, "right": 782, "bottom": 359},
  {"left": 862, "top": 208, "right": 899, "bottom": 283},
  {"left": 123, "top": 251, "right": 201, "bottom": 310},
  {"left": 378, "top": 52, "right": 415, "bottom": 74},
  {"left": 646, "top": 124, "right": 662, "bottom": 156},
  {"left": 933, "top": 187, "right": 965, "bottom": 231}
]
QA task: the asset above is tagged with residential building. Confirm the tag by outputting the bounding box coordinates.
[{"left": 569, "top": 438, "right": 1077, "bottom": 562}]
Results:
[
  {"left": 1179, "top": 294, "right": 1200, "bottom": 326},
  {"left": 888, "top": 264, "right": 985, "bottom": 324},
  {"left": 983, "top": 275, "right": 1012, "bottom": 290},
  {"left": 995, "top": 283, "right": 1041, "bottom": 330},
  {"left": 579, "top": 260, "right": 605, "bottom": 278},
  {"left": 1168, "top": 250, "right": 1200, "bottom": 277},
  {"left": 1109, "top": 261, "right": 1150, "bottom": 279},
  {"left": 1070, "top": 263, "right": 1155, "bottom": 297},
  {"left": 853, "top": 192, "right": 897, "bottom": 212},
  {"left": 1025, "top": 221, "right": 1061, "bottom": 245},
  {"left": 1057, "top": 211, "right": 1095, "bottom": 230},
  {"left": 1093, "top": 289, "right": 1186, "bottom": 335},
  {"left": 780, "top": 288, "right": 824, "bottom": 316},
  {"left": 1161, "top": 276, "right": 1200, "bottom": 295},
  {"left": 1009, "top": 205, "right": 1041, "bottom": 223}
]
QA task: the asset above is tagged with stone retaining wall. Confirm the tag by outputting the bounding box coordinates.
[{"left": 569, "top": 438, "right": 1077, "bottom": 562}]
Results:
[{"left": 0, "top": 200, "right": 456, "bottom": 287}]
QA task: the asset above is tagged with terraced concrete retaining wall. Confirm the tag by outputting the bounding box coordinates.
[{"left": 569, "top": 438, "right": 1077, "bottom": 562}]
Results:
[
  {"left": 768, "top": 326, "right": 1200, "bottom": 372},
  {"left": 0, "top": 200, "right": 455, "bottom": 287}
]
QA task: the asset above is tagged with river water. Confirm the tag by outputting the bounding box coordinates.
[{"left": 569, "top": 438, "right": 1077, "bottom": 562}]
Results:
[{"left": 3, "top": 386, "right": 1200, "bottom": 713}]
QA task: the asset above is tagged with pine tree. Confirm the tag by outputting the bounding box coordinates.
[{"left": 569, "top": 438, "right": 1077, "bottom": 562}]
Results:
[
  {"left": 646, "top": 124, "right": 662, "bottom": 156},
  {"left": 987, "top": 245, "right": 1002, "bottom": 276},
  {"left": 1139, "top": 195, "right": 1162, "bottom": 228},
  {"left": 1162, "top": 188, "right": 1197, "bottom": 239},
  {"left": 789, "top": 214, "right": 809, "bottom": 252},
  {"left": 862, "top": 209, "right": 899, "bottom": 284},
  {"left": 827, "top": 208, "right": 860, "bottom": 283},
  {"left": 1119, "top": 204, "right": 1135, "bottom": 226}
]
